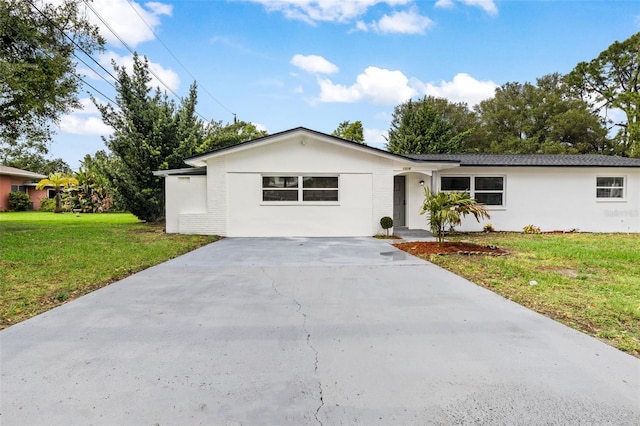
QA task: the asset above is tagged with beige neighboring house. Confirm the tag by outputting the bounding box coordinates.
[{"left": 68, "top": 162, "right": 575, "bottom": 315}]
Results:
[
  {"left": 155, "top": 127, "right": 640, "bottom": 236},
  {"left": 0, "top": 165, "right": 49, "bottom": 211}
]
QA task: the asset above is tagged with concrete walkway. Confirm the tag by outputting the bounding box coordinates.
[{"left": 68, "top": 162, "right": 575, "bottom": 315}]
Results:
[{"left": 1, "top": 237, "right": 639, "bottom": 425}]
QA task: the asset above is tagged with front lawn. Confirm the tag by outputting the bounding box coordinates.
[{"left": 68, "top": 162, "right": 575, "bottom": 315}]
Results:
[
  {"left": 396, "top": 233, "right": 640, "bottom": 356},
  {"left": 0, "top": 212, "right": 217, "bottom": 328}
]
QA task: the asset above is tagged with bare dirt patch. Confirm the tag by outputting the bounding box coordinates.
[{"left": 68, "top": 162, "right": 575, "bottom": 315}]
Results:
[{"left": 394, "top": 241, "right": 508, "bottom": 256}]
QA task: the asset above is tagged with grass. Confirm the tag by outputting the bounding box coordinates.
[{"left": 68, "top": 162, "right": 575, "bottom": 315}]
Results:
[
  {"left": 0, "top": 212, "right": 218, "bottom": 329},
  {"left": 419, "top": 232, "right": 640, "bottom": 357}
]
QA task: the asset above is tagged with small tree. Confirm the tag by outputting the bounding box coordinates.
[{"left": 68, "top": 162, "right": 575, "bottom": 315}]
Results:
[
  {"left": 380, "top": 216, "right": 393, "bottom": 236},
  {"left": 36, "top": 172, "right": 78, "bottom": 213},
  {"left": 420, "top": 190, "right": 490, "bottom": 244}
]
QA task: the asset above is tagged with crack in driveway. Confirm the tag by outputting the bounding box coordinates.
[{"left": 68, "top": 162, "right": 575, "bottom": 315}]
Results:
[{"left": 262, "top": 267, "right": 324, "bottom": 425}]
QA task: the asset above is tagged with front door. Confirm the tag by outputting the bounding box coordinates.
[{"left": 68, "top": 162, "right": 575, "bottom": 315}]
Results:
[{"left": 393, "top": 176, "right": 406, "bottom": 227}]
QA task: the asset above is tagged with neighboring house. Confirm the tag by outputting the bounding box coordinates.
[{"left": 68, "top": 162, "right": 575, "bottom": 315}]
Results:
[
  {"left": 0, "top": 166, "right": 49, "bottom": 211},
  {"left": 155, "top": 127, "right": 640, "bottom": 236}
]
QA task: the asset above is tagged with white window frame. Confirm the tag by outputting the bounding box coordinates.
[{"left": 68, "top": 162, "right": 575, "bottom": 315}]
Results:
[
  {"left": 596, "top": 176, "right": 626, "bottom": 202},
  {"left": 261, "top": 175, "right": 340, "bottom": 205},
  {"left": 439, "top": 174, "right": 506, "bottom": 209}
]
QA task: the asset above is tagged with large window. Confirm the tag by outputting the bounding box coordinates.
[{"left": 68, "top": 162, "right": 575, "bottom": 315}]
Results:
[
  {"left": 262, "top": 176, "right": 339, "bottom": 202},
  {"left": 596, "top": 177, "right": 624, "bottom": 200},
  {"left": 441, "top": 175, "right": 505, "bottom": 206}
]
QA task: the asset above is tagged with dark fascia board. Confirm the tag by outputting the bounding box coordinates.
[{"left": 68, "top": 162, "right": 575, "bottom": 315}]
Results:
[
  {"left": 184, "top": 127, "right": 461, "bottom": 167},
  {"left": 153, "top": 166, "right": 207, "bottom": 177}
]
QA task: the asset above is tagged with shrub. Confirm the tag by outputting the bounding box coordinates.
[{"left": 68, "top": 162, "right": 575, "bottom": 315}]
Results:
[
  {"left": 380, "top": 216, "right": 394, "bottom": 236},
  {"left": 8, "top": 192, "right": 31, "bottom": 211},
  {"left": 523, "top": 224, "right": 541, "bottom": 234},
  {"left": 483, "top": 223, "right": 495, "bottom": 233},
  {"left": 39, "top": 198, "right": 56, "bottom": 212}
]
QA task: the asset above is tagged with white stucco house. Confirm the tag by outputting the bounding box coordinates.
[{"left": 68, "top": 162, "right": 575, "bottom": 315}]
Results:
[{"left": 154, "top": 127, "right": 640, "bottom": 236}]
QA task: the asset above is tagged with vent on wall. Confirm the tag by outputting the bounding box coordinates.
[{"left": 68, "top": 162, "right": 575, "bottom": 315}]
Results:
[{"left": 178, "top": 177, "right": 190, "bottom": 183}]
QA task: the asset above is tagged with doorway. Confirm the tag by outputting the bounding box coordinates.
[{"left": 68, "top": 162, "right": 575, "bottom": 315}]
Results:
[{"left": 393, "top": 176, "right": 406, "bottom": 227}]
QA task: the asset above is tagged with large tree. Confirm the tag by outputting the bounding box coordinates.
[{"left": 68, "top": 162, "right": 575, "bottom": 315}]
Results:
[
  {"left": 474, "top": 74, "right": 609, "bottom": 154},
  {"left": 566, "top": 32, "right": 640, "bottom": 157},
  {"left": 0, "top": 0, "right": 104, "bottom": 160},
  {"left": 94, "top": 54, "right": 205, "bottom": 222},
  {"left": 387, "top": 97, "right": 470, "bottom": 154},
  {"left": 196, "top": 120, "right": 267, "bottom": 153},
  {"left": 331, "top": 120, "right": 365, "bottom": 144}
]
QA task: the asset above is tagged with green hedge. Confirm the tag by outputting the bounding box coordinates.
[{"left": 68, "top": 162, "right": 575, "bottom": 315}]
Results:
[{"left": 8, "top": 192, "right": 31, "bottom": 211}]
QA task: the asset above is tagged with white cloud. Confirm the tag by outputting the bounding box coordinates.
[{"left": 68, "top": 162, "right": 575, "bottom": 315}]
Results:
[
  {"left": 84, "top": 0, "right": 173, "bottom": 47},
  {"left": 291, "top": 54, "right": 339, "bottom": 74},
  {"left": 58, "top": 98, "right": 113, "bottom": 136},
  {"left": 245, "top": 0, "right": 412, "bottom": 24},
  {"left": 362, "top": 9, "right": 433, "bottom": 34},
  {"left": 102, "top": 51, "right": 181, "bottom": 92},
  {"left": 435, "top": 0, "right": 498, "bottom": 15},
  {"left": 412, "top": 72, "right": 498, "bottom": 105},
  {"left": 59, "top": 115, "right": 113, "bottom": 136},
  {"left": 364, "top": 128, "right": 388, "bottom": 146},
  {"left": 317, "top": 66, "right": 417, "bottom": 105},
  {"left": 315, "top": 67, "right": 497, "bottom": 106}
]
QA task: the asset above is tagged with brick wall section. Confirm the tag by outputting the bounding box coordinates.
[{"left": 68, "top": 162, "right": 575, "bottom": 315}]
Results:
[
  {"left": 371, "top": 158, "right": 394, "bottom": 235},
  {"left": 179, "top": 214, "right": 218, "bottom": 235},
  {"left": 205, "top": 157, "right": 227, "bottom": 235}
]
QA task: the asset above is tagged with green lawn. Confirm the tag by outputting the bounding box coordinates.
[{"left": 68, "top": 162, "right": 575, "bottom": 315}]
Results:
[
  {"left": 0, "top": 212, "right": 217, "bottom": 328},
  {"left": 421, "top": 232, "right": 640, "bottom": 356}
]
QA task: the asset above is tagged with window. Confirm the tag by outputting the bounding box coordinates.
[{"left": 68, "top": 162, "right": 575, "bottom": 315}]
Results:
[
  {"left": 263, "top": 176, "right": 299, "bottom": 201},
  {"left": 262, "top": 176, "right": 339, "bottom": 202},
  {"left": 441, "top": 175, "right": 505, "bottom": 206},
  {"left": 10, "top": 185, "right": 27, "bottom": 193},
  {"left": 474, "top": 176, "right": 504, "bottom": 206},
  {"left": 596, "top": 177, "right": 624, "bottom": 199}
]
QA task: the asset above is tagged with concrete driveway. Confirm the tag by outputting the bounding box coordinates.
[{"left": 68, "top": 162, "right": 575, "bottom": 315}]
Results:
[{"left": 1, "top": 237, "right": 639, "bottom": 425}]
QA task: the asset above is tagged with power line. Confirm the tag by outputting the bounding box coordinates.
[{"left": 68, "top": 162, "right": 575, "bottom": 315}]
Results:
[
  {"left": 124, "top": 0, "right": 235, "bottom": 117},
  {"left": 25, "top": 0, "right": 119, "bottom": 82},
  {"left": 3, "top": 16, "right": 117, "bottom": 111},
  {"left": 82, "top": 0, "right": 213, "bottom": 123}
]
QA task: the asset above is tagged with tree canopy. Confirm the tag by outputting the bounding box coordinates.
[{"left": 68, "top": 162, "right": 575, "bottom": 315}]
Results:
[
  {"left": 387, "top": 97, "right": 470, "bottom": 154},
  {"left": 566, "top": 32, "right": 640, "bottom": 157},
  {"left": 0, "top": 0, "right": 104, "bottom": 161},
  {"left": 332, "top": 120, "right": 365, "bottom": 144},
  {"left": 94, "top": 54, "right": 206, "bottom": 222},
  {"left": 474, "top": 74, "right": 609, "bottom": 154}
]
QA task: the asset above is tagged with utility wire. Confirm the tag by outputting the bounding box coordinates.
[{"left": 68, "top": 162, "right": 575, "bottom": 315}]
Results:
[
  {"left": 82, "top": 0, "right": 213, "bottom": 123},
  {"left": 125, "top": 0, "right": 235, "bottom": 117},
  {"left": 3, "top": 17, "right": 117, "bottom": 109},
  {"left": 25, "top": 0, "right": 119, "bottom": 82}
]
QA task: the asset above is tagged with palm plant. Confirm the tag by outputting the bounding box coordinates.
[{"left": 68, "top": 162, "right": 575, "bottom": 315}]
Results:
[
  {"left": 36, "top": 172, "right": 79, "bottom": 213},
  {"left": 420, "top": 189, "right": 490, "bottom": 244}
]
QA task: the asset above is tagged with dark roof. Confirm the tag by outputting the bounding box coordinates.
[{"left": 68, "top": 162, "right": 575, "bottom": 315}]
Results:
[{"left": 402, "top": 154, "right": 640, "bottom": 167}]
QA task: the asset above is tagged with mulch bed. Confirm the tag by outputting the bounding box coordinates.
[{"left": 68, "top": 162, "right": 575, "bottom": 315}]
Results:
[{"left": 394, "top": 241, "right": 508, "bottom": 256}]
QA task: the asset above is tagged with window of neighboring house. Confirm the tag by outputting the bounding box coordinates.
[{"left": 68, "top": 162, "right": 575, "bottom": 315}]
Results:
[
  {"left": 596, "top": 177, "right": 625, "bottom": 200},
  {"left": 262, "top": 175, "right": 339, "bottom": 203},
  {"left": 10, "top": 185, "right": 27, "bottom": 193},
  {"left": 441, "top": 175, "right": 505, "bottom": 206}
]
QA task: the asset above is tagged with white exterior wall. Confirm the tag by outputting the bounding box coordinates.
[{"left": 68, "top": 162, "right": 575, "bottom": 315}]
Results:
[
  {"left": 164, "top": 175, "right": 207, "bottom": 233},
  {"left": 404, "top": 173, "right": 432, "bottom": 231},
  {"left": 436, "top": 167, "right": 640, "bottom": 233},
  {"left": 174, "top": 134, "right": 396, "bottom": 237}
]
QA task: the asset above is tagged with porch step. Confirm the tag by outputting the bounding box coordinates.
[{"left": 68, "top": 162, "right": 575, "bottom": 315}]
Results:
[{"left": 393, "top": 227, "right": 433, "bottom": 238}]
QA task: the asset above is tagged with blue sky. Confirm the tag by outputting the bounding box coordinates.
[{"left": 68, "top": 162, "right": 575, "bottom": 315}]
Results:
[{"left": 50, "top": 0, "right": 640, "bottom": 169}]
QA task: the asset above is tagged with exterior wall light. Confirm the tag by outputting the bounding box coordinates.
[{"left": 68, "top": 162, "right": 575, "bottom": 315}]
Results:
[{"left": 419, "top": 180, "right": 425, "bottom": 186}]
